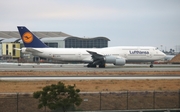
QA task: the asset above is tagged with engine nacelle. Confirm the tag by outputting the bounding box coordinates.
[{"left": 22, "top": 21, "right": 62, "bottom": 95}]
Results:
[
  {"left": 114, "top": 58, "right": 126, "bottom": 66},
  {"left": 104, "top": 56, "right": 126, "bottom": 66}
]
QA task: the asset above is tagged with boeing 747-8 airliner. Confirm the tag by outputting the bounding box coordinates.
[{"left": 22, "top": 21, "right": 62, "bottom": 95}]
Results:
[{"left": 17, "top": 26, "right": 166, "bottom": 68}]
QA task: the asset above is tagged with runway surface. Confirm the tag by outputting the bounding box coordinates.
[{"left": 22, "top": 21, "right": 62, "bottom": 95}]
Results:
[
  {"left": 0, "top": 63, "right": 180, "bottom": 81},
  {"left": 1, "top": 76, "right": 180, "bottom": 81},
  {"left": 0, "top": 63, "right": 179, "bottom": 71}
]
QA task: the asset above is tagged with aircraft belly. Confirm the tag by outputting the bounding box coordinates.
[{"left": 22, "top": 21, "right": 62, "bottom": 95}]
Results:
[
  {"left": 126, "top": 59, "right": 154, "bottom": 63},
  {"left": 126, "top": 55, "right": 153, "bottom": 62},
  {"left": 33, "top": 53, "right": 48, "bottom": 58},
  {"left": 59, "top": 55, "right": 82, "bottom": 61}
]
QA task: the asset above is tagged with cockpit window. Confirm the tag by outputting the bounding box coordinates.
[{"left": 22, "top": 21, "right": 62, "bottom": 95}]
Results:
[{"left": 155, "top": 47, "right": 158, "bottom": 50}]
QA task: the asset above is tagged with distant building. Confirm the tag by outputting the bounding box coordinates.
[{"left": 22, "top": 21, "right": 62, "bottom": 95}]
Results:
[
  {"left": 41, "top": 36, "right": 109, "bottom": 48},
  {"left": 175, "top": 45, "right": 180, "bottom": 53},
  {"left": 0, "top": 31, "right": 110, "bottom": 61},
  {"left": 2, "top": 43, "right": 20, "bottom": 59}
]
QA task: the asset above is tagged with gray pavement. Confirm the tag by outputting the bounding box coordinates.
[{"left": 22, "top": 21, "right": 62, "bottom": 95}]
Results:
[{"left": 0, "top": 63, "right": 179, "bottom": 71}]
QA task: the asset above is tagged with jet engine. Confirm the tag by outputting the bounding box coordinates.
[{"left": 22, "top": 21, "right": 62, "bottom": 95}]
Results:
[{"left": 104, "top": 56, "right": 126, "bottom": 66}]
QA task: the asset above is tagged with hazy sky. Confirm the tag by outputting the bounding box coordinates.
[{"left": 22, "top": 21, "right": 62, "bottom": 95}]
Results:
[{"left": 0, "top": 0, "right": 180, "bottom": 51}]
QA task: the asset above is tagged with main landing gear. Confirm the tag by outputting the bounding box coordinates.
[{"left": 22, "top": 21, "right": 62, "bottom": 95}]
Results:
[
  {"left": 87, "top": 62, "right": 96, "bottom": 68},
  {"left": 99, "top": 63, "right": 105, "bottom": 68},
  {"left": 87, "top": 63, "right": 105, "bottom": 68}
]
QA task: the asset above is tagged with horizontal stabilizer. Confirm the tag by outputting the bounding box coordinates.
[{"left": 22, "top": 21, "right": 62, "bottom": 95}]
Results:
[
  {"left": 26, "top": 48, "right": 43, "bottom": 53},
  {"left": 14, "top": 48, "right": 21, "bottom": 50}
]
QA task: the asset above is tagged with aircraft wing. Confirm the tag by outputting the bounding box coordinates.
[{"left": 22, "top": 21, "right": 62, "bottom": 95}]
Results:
[
  {"left": 86, "top": 50, "right": 103, "bottom": 58},
  {"left": 86, "top": 50, "right": 104, "bottom": 65},
  {"left": 25, "top": 48, "right": 43, "bottom": 53},
  {"left": 86, "top": 50, "right": 126, "bottom": 66}
]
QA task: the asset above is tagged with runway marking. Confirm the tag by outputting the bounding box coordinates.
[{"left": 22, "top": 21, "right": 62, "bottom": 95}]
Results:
[
  {"left": 0, "top": 76, "right": 180, "bottom": 81},
  {"left": 0, "top": 63, "right": 180, "bottom": 72}
]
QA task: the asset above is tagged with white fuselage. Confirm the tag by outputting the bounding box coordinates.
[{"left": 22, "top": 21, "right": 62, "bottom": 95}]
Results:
[{"left": 22, "top": 46, "right": 166, "bottom": 64}]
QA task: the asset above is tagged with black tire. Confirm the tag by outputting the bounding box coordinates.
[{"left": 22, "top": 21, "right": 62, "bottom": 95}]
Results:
[
  {"left": 150, "top": 65, "right": 153, "bottom": 68},
  {"left": 99, "top": 64, "right": 105, "bottom": 68},
  {"left": 87, "top": 63, "right": 96, "bottom": 68}
]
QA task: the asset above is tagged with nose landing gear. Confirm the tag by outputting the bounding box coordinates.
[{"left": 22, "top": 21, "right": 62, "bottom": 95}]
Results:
[{"left": 150, "top": 62, "right": 154, "bottom": 68}]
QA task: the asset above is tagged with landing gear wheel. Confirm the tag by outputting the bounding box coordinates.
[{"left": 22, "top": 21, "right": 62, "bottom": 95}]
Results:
[
  {"left": 91, "top": 64, "right": 97, "bottom": 68},
  {"left": 150, "top": 62, "right": 154, "bottom": 68},
  {"left": 99, "top": 63, "right": 105, "bottom": 68},
  {"left": 87, "top": 63, "right": 96, "bottom": 68}
]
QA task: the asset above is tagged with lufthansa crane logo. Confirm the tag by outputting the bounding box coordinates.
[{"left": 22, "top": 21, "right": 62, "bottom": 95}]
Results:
[{"left": 22, "top": 32, "right": 33, "bottom": 43}]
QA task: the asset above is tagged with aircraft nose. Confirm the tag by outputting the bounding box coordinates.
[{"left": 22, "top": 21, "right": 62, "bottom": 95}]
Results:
[{"left": 161, "top": 52, "right": 166, "bottom": 57}]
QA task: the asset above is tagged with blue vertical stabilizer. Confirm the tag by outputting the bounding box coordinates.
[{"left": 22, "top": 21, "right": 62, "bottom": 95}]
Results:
[{"left": 17, "top": 26, "right": 48, "bottom": 48}]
